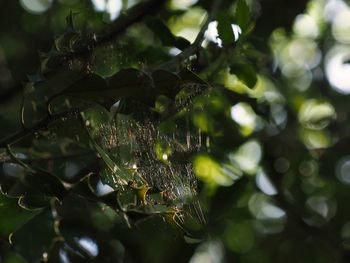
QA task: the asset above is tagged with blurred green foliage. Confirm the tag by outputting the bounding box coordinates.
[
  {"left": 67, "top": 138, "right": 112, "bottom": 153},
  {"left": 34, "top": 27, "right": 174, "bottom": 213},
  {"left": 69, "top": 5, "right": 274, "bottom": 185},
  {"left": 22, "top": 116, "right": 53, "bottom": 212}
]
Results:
[{"left": 1, "top": 0, "right": 350, "bottom": 262}]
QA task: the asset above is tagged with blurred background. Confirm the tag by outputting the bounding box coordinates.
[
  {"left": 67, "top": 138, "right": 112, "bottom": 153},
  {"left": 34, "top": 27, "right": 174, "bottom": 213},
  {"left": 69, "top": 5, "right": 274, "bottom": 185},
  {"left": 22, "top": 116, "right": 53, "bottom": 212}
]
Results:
[{"left": 1, "top": 0, "right": 350, "bottom": 262}]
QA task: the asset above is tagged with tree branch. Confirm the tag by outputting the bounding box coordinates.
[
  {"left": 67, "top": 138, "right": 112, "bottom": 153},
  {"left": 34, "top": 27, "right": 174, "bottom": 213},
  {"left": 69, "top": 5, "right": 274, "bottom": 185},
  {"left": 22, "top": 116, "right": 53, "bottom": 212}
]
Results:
[
  {"left": 0, "top": 108, "right": 81, "bottom": 148},
  {"left": 64, "top": 0, "right": 167, "bottom": 60},
  {"left": 0, "top": 1, "right": 166, "bottom": 105}
]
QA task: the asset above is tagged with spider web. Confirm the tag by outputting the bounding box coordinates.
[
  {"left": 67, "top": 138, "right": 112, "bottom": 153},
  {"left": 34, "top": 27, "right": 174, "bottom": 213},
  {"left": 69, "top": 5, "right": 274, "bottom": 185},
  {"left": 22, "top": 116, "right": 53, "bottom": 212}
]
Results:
[{"left": 83, "top": 81, "right": 209, "bottom": 228}]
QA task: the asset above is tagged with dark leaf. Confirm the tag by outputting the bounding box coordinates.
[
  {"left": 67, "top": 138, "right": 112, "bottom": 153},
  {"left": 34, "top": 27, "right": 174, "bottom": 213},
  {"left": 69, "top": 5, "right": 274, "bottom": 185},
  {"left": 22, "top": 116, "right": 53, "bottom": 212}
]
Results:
[
  {"left": 145, "top": 17, "right": 190, "bottom": 50},
  {"left": 22, "top": 70, "right": 84, "bottom": 128},
  {"left": 0, "top": 193, "right": 39, "bottom": 237},
  {"left": 217, "top": 11, "right": 234, "bottom": 44},
  {"left": 63, "top": 74, "right": 108, "bottom": 99},
  {"left": 108, "top": 68, "right": 153, "bottom": 100},
  {"left": 18, "top": 195, "right": 52, "bottom": 210},
  {"left": 24, "top": 170, "right": 66, "bottom": 199},
  {"left": 229, "top": 62, "right": 257, "bottom": 88},
  {"left": 178, "top": 68, "right": 207, "bottom": 85},
  {"left": 11, "top": 209, "right": 56, "bottom": 262},
  {"left": 145, "top": 17, "right": 177, "bottom": 47},
  {"left": 235, "top": 0, "right": 250, "bottom": 31},
  {"left": 55, "top": 32, "right": 80, "bottom": 53},
  {"left": 152, "top": 69, "right": 180, "bottom": 98}
]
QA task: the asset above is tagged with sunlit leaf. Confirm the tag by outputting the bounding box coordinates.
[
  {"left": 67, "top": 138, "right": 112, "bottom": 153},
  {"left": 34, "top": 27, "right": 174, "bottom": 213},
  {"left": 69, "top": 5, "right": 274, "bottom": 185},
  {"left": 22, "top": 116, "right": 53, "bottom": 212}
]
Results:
[
  {"left": 194, "top": 154, "right": 234, "bottom": 188},
  {"left": 298, "top": 99, "right": 336, "bottom": 130},
  {"left": 229, "top": 62, "right": 257, "bottom": 88}
]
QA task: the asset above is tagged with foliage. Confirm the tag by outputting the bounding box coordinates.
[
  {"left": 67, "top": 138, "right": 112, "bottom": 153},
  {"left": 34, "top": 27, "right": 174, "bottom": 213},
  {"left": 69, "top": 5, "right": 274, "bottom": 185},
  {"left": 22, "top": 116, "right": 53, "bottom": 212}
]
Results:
[{"left": 1, "top": 0, "right": 350, "bottom": 262}]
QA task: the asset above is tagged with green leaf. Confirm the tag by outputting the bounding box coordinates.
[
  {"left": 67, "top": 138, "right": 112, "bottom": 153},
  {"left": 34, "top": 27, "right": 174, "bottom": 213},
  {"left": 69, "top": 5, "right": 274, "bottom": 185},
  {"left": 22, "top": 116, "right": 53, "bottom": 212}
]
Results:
[
  {"left": 39, "top": 49, "right": 62, "bottom": 73},
  {"left": 90, "top": 43, "right": 122, "bottom": 77},
  {"left": 81, "top": 106, "right": 134, "bottom": 186},
  {"left": 0, "top": 193, "right": 39, "bottom": 237},
  {"left": 235, "top": 0, "right": 250, "bottom": 31},
  {"left": 152, "top": 69, "right": 180, "bottom": 98},
  {"left": 154, "top": 95, "right": 174, "bottom": 114},
  {"left": 0, "top": 251, "right": 28, "bottom": 263},
  {"left": 224, "top": 220, "right": 255, "bottom": 253},
  {"left": 18, "top": 195, "right": 52, "bottom": 210},
  {"left": 174, "top": 37, "right": 191, "bottom": 51},
  {"left": 217, "top": 11, "right": 234, "bottom": 44},
  {"left": 194, "top": 154, "right": 234, "bottom": 187},
  {"left": 108, "top": 68, "right": 154, "bottom": 103},
  {"left": 64, "top": 69, "right": 154, "bottom": 106},
  {"left": 63, "top": 73, "right": 108, "bottom": 99},
  {"left": 11, "top": 209, "right": 56, "bottom": 262},
  {"left": 145, "top": 17, "right": 176, "bottom": 46},
  {"left": 24, "top": 170, "right": 66, "bottom": 199},
  {"left": 178, "top": 68, "right": 207, "bottom": 85},
  {"left": 229, "top": 62, "right": 257, "bottom": 88},
  {"left": 94, "top": 143, "right": 132, "bottom": 185},
  {"left": 52, "top": 194, "right": 124, "bottom": 260},
  {"left": 22, "top": 70, "right": 84, "bottom": 128},
  {"left": 174, "top": 68, "right": 208, "bottom": 113},
  {"left": 80, "top": 104, "right": 112, "bottom": 133},
  {"left": 54, "top": 32, "right": 80, "bottom": 53},
  {"left": 1, "top": 163, "right": 66, "bottom": 201},
  {"left": 145, "top": 17, "right": 190, "bottom": 50}
]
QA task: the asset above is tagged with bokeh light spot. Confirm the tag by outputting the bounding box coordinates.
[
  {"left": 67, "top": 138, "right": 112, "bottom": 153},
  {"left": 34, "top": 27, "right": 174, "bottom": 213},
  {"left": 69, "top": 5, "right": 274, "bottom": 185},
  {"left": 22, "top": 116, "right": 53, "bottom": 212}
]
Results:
[
  {"left": 325, "top": 45, "right": 350, "bottom": 94},
  {"left": 336, "top": 156, "right": 350, "bottom": 184},
  {"left": 20, "top": 0, "right": 52, "bottom": 14}
]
